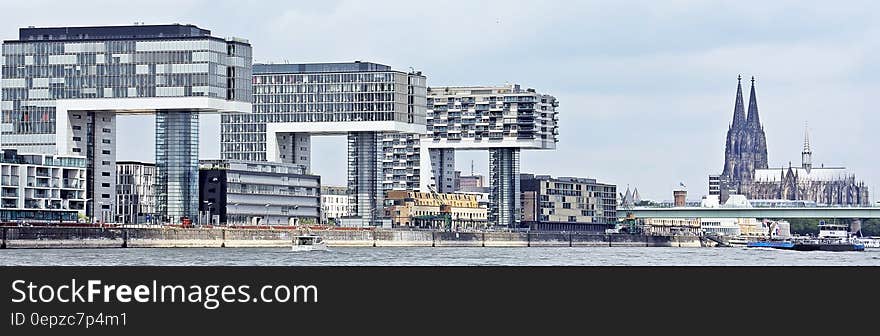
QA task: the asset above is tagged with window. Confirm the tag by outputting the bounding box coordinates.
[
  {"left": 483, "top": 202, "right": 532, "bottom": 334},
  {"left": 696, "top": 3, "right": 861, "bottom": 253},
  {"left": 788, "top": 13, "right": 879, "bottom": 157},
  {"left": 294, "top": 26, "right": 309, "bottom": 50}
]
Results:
[
  {"left": 102, "top": 183, "right": 110, "bottom": 187},
  {"left": 102, "top": 161, "right": 110, "bottom": 165},
  {"left": 102, "top": 172, "right": 111, "bottom": 177},
  {"left": 72, "top": 137, "right": 81, "bottom": 141},
  {"left": 74, "top": 114, "right": 82, "bottom": 119},
  {"left": 102, "top": 139, "right": 111, "bottom": 144},
  {"left": 73, "top": 126, "right": 81, "bottom": 130},
  {"left": 102, "top": 150, "right": 111, "bottom": 155},
  {"left": 102, "top": 128, "right": 111, "bottom": 133},
  {"left": 101, "top": 194, "right": 110, "bottom": 199},
  {"left": 72, "top": 148, "right": 81, "bottom": 153}
]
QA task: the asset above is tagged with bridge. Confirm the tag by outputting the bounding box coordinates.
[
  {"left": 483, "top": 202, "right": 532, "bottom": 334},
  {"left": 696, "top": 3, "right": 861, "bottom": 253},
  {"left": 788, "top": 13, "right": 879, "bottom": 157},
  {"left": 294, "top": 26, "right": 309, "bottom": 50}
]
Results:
[{"left": 617, "top": 207, "right": 880, "bottom": 220}]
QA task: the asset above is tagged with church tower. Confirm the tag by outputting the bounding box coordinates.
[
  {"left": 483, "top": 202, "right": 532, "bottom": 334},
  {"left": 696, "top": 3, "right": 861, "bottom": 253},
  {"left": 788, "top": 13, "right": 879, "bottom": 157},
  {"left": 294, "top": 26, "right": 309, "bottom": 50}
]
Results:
[
  {"left": 721, "top": 75, "right": 769, "bottom": 195},
  {"left": 802, "top": 123, "right": 812, "bottom": 173},
  {"left": 746, "top": 76, "right": 769, "bottom": 171}
]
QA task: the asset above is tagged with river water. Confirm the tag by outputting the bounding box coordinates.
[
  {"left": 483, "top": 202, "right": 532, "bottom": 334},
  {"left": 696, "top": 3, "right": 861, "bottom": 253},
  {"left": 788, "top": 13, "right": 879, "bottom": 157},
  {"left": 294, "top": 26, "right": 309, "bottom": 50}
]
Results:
[{"left": 2, "top": 247, "right": 880, "bottom": 266}]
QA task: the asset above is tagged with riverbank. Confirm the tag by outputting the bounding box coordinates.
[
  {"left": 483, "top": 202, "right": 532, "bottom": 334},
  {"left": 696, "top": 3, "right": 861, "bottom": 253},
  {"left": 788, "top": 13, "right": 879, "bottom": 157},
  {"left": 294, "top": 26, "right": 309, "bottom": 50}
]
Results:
[{"left": 0, "top": 227, "right": 707, "bottom": 249}]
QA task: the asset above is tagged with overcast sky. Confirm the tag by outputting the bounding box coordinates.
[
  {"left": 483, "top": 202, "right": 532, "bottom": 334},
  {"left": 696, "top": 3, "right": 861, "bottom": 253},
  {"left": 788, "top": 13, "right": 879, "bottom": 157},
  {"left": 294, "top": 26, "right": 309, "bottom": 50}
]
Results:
[{"left": 2, "top": 0, "right": 878, "bottom": 201}]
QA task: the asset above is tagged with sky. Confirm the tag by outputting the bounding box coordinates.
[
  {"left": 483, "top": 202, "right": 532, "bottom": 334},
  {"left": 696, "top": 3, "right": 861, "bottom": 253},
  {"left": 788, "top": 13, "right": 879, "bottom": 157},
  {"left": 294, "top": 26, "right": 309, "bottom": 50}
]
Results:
[{"left": 2, "top": 0, "right": 878, "bottom": 202}]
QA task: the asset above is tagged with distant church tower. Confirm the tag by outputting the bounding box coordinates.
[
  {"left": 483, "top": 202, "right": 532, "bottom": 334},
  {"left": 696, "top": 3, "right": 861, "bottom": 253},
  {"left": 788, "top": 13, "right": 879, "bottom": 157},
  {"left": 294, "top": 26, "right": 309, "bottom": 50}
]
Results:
[
  {"left": 721, "top": 76, "right": 768, "bottom": 194},
  {"left": 802, "top": 123, "right": 812, "bottom": 173}
]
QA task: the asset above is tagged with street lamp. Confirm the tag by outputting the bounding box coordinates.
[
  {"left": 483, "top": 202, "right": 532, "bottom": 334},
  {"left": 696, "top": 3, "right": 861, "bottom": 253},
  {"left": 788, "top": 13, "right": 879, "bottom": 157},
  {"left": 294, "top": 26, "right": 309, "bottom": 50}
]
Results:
[
  {"left": 203, "top": 200, "right": 213, "bottom": 226},
  {"left": 291, "top": 205, "right": 300, "bottom": 227},
  {"left": 265, "top": 203, "right": 271, "bottom": 226}
]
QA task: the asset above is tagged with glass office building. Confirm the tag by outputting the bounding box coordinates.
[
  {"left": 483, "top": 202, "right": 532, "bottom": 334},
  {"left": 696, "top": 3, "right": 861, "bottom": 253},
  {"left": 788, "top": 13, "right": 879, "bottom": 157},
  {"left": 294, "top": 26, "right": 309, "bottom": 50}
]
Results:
[
  {"left": 1, "top": 24, "right": 252, "bottom": 223},
  {"left": 221, "top": 62, "right": 426, "bottom": 226}
]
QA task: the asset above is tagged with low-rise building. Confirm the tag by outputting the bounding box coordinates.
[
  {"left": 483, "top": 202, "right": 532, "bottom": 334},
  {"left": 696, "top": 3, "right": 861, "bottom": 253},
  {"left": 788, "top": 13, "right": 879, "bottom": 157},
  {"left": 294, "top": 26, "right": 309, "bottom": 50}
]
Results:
[
  {"left": 520, "top": 174, "right": 617, "bottom": 232},
  {"left": 199, "top": 160, "right": 320, "bottom": 226},
  {"left": 700, "top": 218, "right": 751, "bottom": 237},
  {"left": 384, "top": 190, "right": 487, "bottom": 230},
  {"left": 321, "top": 186, "right": 352, "bottom": 225},
  {"left": 641, "top": 218, "right": 702, "bottom": 236},
  {"left": 456, "top": 173, "right": 486, "bottom": 193},
  {"left": 0, "top": 149, "right": 86, "bottom": 222},
  {"left": 116, "top": 161, "right": 156, "bottom": 225}
]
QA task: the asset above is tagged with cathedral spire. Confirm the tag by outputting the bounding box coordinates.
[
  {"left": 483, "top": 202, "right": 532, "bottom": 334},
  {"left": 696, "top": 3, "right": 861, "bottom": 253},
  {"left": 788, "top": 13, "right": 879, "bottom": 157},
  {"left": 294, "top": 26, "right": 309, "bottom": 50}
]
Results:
[
  {"left": 746, "top": 76, "right": 761, "bottom": 129},
  {"left": 731, "top": 75, "right": 746, "bottom": 129},
  {"left": 802, "top": 122, "right": 812, "bottom": 173}
]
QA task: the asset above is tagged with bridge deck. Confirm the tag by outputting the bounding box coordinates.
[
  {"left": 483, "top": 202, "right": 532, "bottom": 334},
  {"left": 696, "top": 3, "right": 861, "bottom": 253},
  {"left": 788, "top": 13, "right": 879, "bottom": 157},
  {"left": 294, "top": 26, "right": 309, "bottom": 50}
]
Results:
[{"left": 618, "top": 207, "right": 880, "bottom": 219}]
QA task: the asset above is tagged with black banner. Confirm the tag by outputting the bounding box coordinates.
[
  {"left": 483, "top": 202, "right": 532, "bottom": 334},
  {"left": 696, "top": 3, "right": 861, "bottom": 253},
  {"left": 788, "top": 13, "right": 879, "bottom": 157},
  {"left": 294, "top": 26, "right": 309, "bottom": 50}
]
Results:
[{"left": 0, "top": 267, "right": 878, "bottom": 334}]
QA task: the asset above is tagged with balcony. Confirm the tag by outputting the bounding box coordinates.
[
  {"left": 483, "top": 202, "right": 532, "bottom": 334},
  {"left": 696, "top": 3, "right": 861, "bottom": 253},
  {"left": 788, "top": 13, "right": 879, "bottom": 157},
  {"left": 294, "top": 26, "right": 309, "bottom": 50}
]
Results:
[
  {"left": 63, "top": 179, "right": 82, "bottom": 189},
  {"left": 1, "top": 175, "right": 19, "bottom": 186}
]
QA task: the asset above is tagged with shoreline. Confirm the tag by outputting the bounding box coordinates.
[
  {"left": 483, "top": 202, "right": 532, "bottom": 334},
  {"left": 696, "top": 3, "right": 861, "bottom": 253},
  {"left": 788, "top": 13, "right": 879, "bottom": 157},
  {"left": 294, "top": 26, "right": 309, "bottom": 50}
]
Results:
[{"left": 0, "top": 227, "right": 708, "bottom": 249}]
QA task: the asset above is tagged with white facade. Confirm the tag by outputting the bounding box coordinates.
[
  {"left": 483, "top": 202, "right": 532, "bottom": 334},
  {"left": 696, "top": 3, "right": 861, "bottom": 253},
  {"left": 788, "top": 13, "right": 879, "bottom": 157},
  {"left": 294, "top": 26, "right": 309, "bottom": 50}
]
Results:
[
  {"left": 321, "top": 194, "right": 352, "bottom": 223},
  {"left": 116, "top": 161, "right": 156, "bottom": 224},
  {"left": 700, "top": 218, "right": 744, "bottom": 237},
  {"left": 0, "top": 150, "right": 86, "bottom": 222}
]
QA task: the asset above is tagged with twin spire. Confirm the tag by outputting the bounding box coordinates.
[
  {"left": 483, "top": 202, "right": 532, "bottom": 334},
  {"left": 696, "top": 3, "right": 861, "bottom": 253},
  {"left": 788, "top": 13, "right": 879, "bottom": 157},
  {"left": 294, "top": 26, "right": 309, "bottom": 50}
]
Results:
[{"left": 731, "top": 75, "right": 761, "bottom": 130}]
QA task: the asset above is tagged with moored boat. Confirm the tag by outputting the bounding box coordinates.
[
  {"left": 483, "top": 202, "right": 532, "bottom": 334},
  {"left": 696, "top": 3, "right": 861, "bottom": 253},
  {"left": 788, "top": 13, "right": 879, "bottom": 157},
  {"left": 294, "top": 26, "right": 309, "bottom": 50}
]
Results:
[{"left": 747, "top": 223, "right": 864, "bottom": 252}]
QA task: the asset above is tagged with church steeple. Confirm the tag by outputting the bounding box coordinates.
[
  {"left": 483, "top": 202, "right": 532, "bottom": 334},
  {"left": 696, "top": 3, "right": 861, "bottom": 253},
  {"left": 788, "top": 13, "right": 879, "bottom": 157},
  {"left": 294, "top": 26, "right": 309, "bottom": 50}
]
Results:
[
  {"left": 746, "top": 76, "right": 761, "bottom": 129},
  {"left": 731, "top": 75, "right": 746, "bottom": 129},
  {"left": 802, "top": 122, "right": 812, "bottom": 173}
]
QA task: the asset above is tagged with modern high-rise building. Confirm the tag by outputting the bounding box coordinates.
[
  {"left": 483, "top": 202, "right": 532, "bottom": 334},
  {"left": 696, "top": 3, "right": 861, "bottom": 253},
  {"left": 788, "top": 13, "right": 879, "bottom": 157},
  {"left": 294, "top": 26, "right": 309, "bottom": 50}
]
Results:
[
  {"left": 520, "top": 174, "right": 616, "bottom": 232},
  {"left": 422, "top": 85, "right": 559, "bottom": 228},
  {"left": 220, "top": 61, "right": 427, "bottom": 226},
  {"left": 1, "top": 24, "right": 252, "bottom": 224},
  {"left": 115, "top": 161, "right": 155, "bottom": 224}
]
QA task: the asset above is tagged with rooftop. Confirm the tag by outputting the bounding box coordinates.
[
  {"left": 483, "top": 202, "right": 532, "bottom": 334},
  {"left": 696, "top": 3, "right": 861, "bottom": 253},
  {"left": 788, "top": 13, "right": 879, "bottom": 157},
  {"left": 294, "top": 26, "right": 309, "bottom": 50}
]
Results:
[
  {"left": 13, "top": 24, "right": 212, "bottom": 41},
  {"left": 253, "top": 61, "right": 395, "bottom": 74}
]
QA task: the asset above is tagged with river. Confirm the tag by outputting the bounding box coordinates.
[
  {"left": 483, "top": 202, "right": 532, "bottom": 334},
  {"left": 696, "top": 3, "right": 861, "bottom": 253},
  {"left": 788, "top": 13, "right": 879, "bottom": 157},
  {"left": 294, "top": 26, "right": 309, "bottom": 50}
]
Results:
[{"left": 2, "top": 247, "right": 880, "bottom": 266}]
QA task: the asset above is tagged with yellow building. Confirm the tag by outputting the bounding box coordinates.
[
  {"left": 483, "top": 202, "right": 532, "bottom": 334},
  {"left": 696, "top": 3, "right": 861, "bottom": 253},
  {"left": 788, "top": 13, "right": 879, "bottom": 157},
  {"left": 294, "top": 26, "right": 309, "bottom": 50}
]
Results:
[{"left": 384, "top": 191, "right": 487, "bottom": 230}]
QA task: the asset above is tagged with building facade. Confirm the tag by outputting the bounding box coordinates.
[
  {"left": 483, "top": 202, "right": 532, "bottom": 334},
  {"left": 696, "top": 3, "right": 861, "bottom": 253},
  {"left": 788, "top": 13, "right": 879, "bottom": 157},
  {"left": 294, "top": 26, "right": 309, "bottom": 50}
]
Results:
[
  {"left": 384, "top": 190, "right": 487, "bottom": 230},
  {"left": 1, "top": 24, "right": 252, "bottom": 224},
  {"left": 115, "top": 161, "right": 155, "bottom": 224},
  {"left": 320, "top": 185, "right": 351, "bottom": 224},
  {"left": 0, "top": 149, "right": 86, "bottom": 222},
  {"left": 710, "top": 76, "right": 869, "bottom": 206},
  {"left": 198, "top": 160, "right": 320, "bottom": 226},
  {"left": 520, "top": 174, "right": 616, "bottom": 232},
  {"left": 220, "top": 61, "right": 427, "bottom": 226},
  {"left": 641, "top": 218, "right": 702, "bottom": 236},
  {"left": 456, "top": 173, "right": 486, "bottom": 193},
  {"left": 422, "top": 85, "right": 559, "bottom": 228}
]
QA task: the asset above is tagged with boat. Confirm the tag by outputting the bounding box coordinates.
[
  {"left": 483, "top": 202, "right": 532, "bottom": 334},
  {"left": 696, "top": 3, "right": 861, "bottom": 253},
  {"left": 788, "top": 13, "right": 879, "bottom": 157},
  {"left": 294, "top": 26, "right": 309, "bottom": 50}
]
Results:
[
  {"left": 727, "top": 236, "right": 750, "bottom": 247},
  {"left": 747, "top": 240, "right": 795, "bottom": 249},
  {"left": 291, "top": 234, "right": 329, "bottom": 252},
  {"left": 747, "top": 223, "right": 865, "bottom": 252},
  {"left": 854, "top": 237, "right": 880, "bottom": 249}
]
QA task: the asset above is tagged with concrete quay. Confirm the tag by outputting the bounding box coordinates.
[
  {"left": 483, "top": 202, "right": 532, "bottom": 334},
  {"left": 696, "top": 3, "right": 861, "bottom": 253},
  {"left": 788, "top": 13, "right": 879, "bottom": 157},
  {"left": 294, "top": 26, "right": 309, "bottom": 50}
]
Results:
[{"left": 0, "top": 227, "right": 705, "bottom": 249}]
